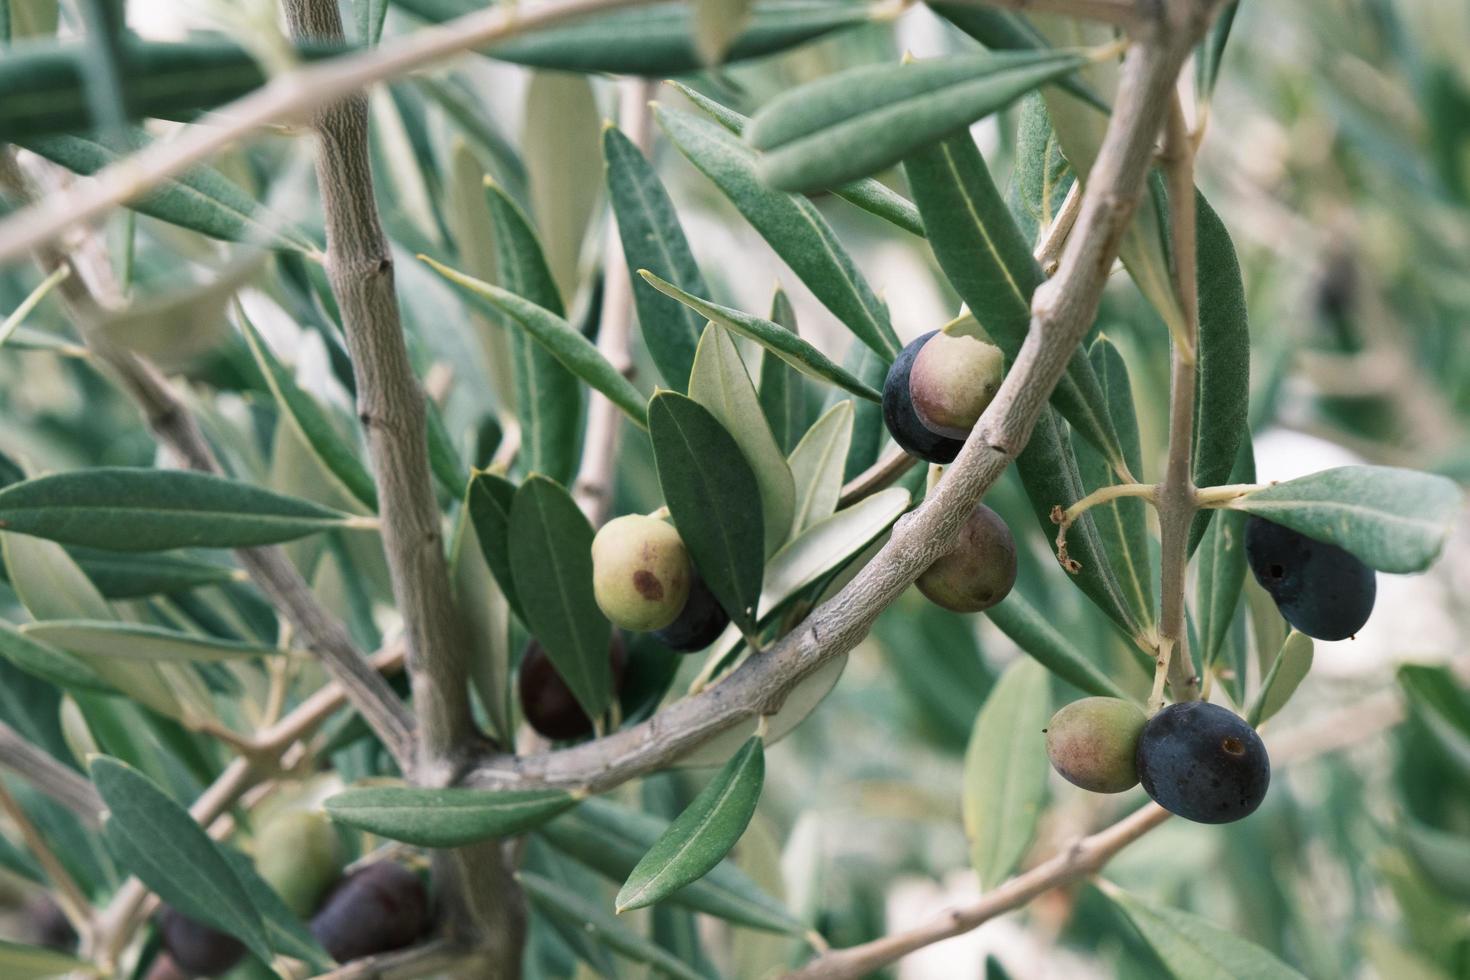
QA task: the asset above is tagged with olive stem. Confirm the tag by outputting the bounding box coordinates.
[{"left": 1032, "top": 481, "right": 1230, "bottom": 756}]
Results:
[
  {"left": 1051, "top": 482, "right": 1157, "bottom": 572},
  {"left": 1194, "top": 481, "right": 1265, "bottom": 507}
]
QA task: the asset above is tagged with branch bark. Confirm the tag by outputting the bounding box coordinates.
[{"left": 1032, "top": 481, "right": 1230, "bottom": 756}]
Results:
[
  {"left": 0, "top": 718, "right": 103, "bottom": 823},
  {"left": 466, "top": 2, "right": 1218, "bottom": 795},
  {"left": 280, "top": 0, "right": 521, "bottom": 969}
]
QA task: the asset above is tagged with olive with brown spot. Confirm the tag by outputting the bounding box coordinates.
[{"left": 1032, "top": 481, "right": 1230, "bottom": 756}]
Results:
[
  {"left": 915, "top": 504, "right": 1017, "bottom": 612},
  {"left": 591, "top": 515, "right": 692, "bottom": 632},
  {"left": 1045, "top": 697, "right": 1147, "bottom": 793}
]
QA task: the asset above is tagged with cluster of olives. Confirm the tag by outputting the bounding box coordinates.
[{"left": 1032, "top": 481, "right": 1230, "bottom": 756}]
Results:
[
  {"left": 1046, "top": 697, "right": 1270, "bottom": 824},
  {"left": 1245, "top": 515, "right": 1376, "bottom": 640},
  {"left": 517, "top": 514, "right": 732, "bottom": 740},
  {"left": 150, "top": 814, "right": 429, "bottom": 978}
]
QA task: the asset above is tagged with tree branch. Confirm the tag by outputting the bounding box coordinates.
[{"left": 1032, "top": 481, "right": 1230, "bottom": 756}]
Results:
[
  {"left": 466, "top": 3, "right": 1216, "bottom": 795},
  {"left": 0, "top": 718, "right": 103, "bottom": 824},
  {"left": 280, "top": 0, "right": 521, "bottom": 968}
]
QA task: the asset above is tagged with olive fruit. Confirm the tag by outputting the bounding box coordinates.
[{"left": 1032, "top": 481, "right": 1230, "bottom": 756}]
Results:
[
  {"left": 158, "top": 907, "right": 246, "bottom": 978},
  {"left": 24, "top": 895, "right": 76, "bottom": 953},
  {"left": 1045, "top": 697, "right": 1147, "bottom": 793},
  {"left": 591, "top": 515, "right": 692, "bottom": 632},
  {"left": 915, "top": 504, "right": 1017, "bottom": 612},
  {"left": 882, "top": 331, "right": 965, "bottom": 463},
  {"left": 1244, "top": 516, "right": 1376, "bottom": 640},
  {"left": 253, "top": 810, "right": 345, "bottom": 918},
  {"left": 310, "top": 862, "right": 430, "bottom": 964},
  {"left": 518, "top": 635, "right": 627, "bottom": 740},
  {"left": 1136, "top": 701, "right": 1270, "bottom": 824},
  {"left": 909, "top": 332, "right": 1005, "bottom": 439},
  {"left": 653, "top": 569, "right": 731, "bottom": 652},
  {"left": 144, "top": 954, "right": 189, "bottom": 980}
]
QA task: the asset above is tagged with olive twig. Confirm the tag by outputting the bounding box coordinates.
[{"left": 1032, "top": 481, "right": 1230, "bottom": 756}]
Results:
[
  {"left": 1194, "top": 481, "right": 1265, "bottom": 507},
  {"left": 1050, "top": 482, "right": 1157, "bottom": 572}
]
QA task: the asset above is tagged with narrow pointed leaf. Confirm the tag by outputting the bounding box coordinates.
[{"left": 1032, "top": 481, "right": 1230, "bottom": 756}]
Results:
[
  {"left": 687, "top": 325, "right": 795, "bottom": 557},
  {"left": 926, "top": 5, "right": 1109, "bottom": 110},
  {"left": 508, "top": 476, "right": 612, "bottom": 722},
  {"left": 484, "top": 180, "right": 582, "bottom": 485},
  {"left": 1104, "top": 885, "right": 1308, "bottom": 980},
  {"left": 617, "top": 737, "right": 764, "bottom": 912},
  {"left": 758, "top": 288, "right": 807, "bottom": 453},
  {"left": 1187, "top": 194, "right": 1251, "bottom": 554},
  {"left": 1197, "top": 436, "right": 1253, "bottom": 674},
  {"left": 649, "top": 392, "right": 764, "bottom": 633},
  {"left": 422, "top": 257, "right": 647, "bottom": 429},
  {"left": 218, "top": 847, "right": 331, "bottom": 971},
  {"left": 963, "top": 659, "right": 1049, "bottom": 888},
  {"left": 905, "top": 131, "right": 1124, "bottom": 470},
  {"left": 0, "top": 468, "right": 352, "bottom": 552},
  {"left": 53, "top": 548, "right": 239, "bottom": 599},
  {"left": 519, "top": 872, "right": 707, "bottom": 980},
  {"left": 986, "top": 593, "right": 1131, "bottom": 700},
  {"left": 92, "top": 756, "right": 272, "bottom": 965},
  {"left": 668, "top": 80, "right": 924, "bottom": 237},
  {"left": 1229, "top": 466, "right": 1463, "bottom": 573},
  {"left": 240, "top": 312, "right": 377, "bottom": 511},
  {"left": 0, "top": 621, "right": 112, "bottom": 693},
  {"left": 22, "top": 621, "right": 278, "bottom": 663},
  {"left": 786, "top": 401, "right": 853, "bottom": 536},
  {"left": 604, "top": 124, "right": 706, "bottom": 390},
  {"left": 1247, "top": 631, "right": 1313, "bottom": 727},
  {"left": 23, "top": 131, "right": 318, "bottom": 251},
  {"left": 749, "top": 50, "right": 1088, "bottom": 193},
  {"left": 640, "top": 273, "right": 881, "bottom": 401},
  {"left": 325, "top": 786, "right": 578, "bottom": 847},
  {"left": 467, "top": 471, "right": 526, "bottom": 624},
  {"left": 656, "top": 105, "right": 901, "bottom": 361},
  {"left": 540, "top": 797, "right": 805, "bottom": 934}
]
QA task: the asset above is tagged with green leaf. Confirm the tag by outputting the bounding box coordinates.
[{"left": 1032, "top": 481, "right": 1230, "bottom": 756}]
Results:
[
  {"left": 1228, "top": 466, "right": 1463, "bottom": 573},
  {"left": 1195, "top": 1, "right": 1240, "bottom": 103},
  {"left": 986, "top": 592, "right": 1131, "bottom": 700},
  {"left": 0, "top": 468, "right": 354, "bottom": 552},
  {"left": 1247, "top": 631, "right": 1313, "bottom": 727},
  {"left": 639, "top": 273, "right": 882, "bottom": 402},
  {"left": 539, "top": 797, "right": 804, "bottom": 934},
  {"left": 0, "top": 939, "right": 89, "bottom": 980},
  {"left": 1014, "top": 409, "right": 1147, "bottom": 645},
  {"left": 467, "top": 471, "right": 526, "bottom": 624},
  {"left": 668, "top": 80, "right": 925, "bottom": 237},
  {"left": 450, "top": 502, "right": 514, "bottom": 746},
  {"left": 649, "top": 392, "right": 765, "bottom": 633},
  {"left": 522, "top": 71, "right": 599, "bottom": 303},
  {"left": 656, "top": 105, "right": 901, "bottom": 361},
  {"left": 963, "top": 658, "right": 1049, "bottom": 888},
  {"left": 91, "top": 756, "right": 272, "bottom": 965},
  {"left": 904, "top": 131, "right": 1124, "bottom": 471},
  {"left": 239, "top": 311, "right": 376, "bottom": 511},
  {"left": 688, "top": 325, "right": 796, "bottom": 557},
  {"left": 748, "top": 49, "right": 1088, "bottom": 193},
  {"left": 1187, "top": 193, "right": 1250, "bottom": 555},
  {"left": 758, "top": 288, "right": 807, "bottom": 454},
  {"left": 1401, "top": 821, "right": 1470, "bottom": 903},
  {"left": 426, "top": 0, "right": 871, "bottom": 76},
  {"left": 617, "top": 737, "right": 764, "bottom": 912},
  {"left": 0, "top": 621, "right": 112, "bottom": 693},
  {"left": 1103, "top": 884, "right": 1309, "bottom": 980},
  {"left": 325, "top": 786, "right": 578, "bottom": 847},
  {"left": 1399, "top": 664, "right": 1470, "bottom": 775},
  {"left": 786, "top": 401, "right": 853, "bottom": 537},
  {"left": 53, "top": 548, "right": 238, "bottom": 599},
  {"left": 926, "top": 5, "right": 1109, "bottom": 111},
  {"left": 508, "top": 476, "right": 612, "bottom": 721},
  {"left": 1009, "top": 92, "right": 1075, "bottom": 241},
  {"left": 22, "top": 131, "right": 318, "bottom": 251},
  {"left": 693, "top": 0, "right": 752, "bottom": 65},
  {"left": 0, "top": 37, "right": 339, "bottom": 141},
  {"left": 519, "top": 871, "right": 707, "bottom": 980},
  {"left": 1197, "top": 436, "right": 1253, "bottom": 679},
  {"left": 218, "top": 847, "right": 332, "bottom": 972},
  {"left": 424, "top": 398, "right": 470, "bottom": 497},
  {"left": 421, "top": 256, "right": 648, "bottom": 429},
  {"left": 484, "top": 180, "right": 583, "bottom": 486},
  {"left": 22, "top": 620, "right": 278, "bottom": 663},
  {"left": 604, "top": 124, "right": 706, "bottom": 391}
]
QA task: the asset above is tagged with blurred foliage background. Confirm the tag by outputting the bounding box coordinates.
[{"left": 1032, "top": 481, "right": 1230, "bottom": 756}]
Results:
[{"left": 1, "top": 0, "right": 1469, "bottom": 977}]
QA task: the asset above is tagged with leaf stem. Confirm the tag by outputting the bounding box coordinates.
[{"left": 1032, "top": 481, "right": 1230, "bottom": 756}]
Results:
[
  {"left": 1051, "top": 482, "right": 1157, "bottom": 573},
  {"left": 1194, "top": 481, "right": 1263, "bottom": 507}
]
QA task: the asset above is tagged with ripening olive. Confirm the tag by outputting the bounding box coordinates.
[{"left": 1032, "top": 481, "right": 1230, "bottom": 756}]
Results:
[
  {"left": 1244, "top": 516, "right": 1376, "bottom": 641},
  {"left": 1136, "top": 701, "right": 1270, "bottom": 824},
  {"left": 1045, "top": 697, "right": 1146, "bottom": 793},
  {"left": 253, "top": 810, "right": 345, "bottom": 919},
  {"left": 518, "top": 635, "right": 627, "bottom": 740},
  {"left": 310, "top": 862, "right": 430, "bottom": 965},
  {"left": 909, "top": 332, "right": 1005, "bottom": 440},
  {"left": 882, "top": 331, "right": 966, "bottom": 464},
  {"left": 653, "top": 569, "right": 731, "bottom": 652},
  {"left": 915, "top": 504, "right": 1017, "bottom": 612},
  {"left": 158, "top": 907, "right": 246, "bottom": 978},
  {"left": 591, "top": 515, "right": 692, "bottom": 632}
]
